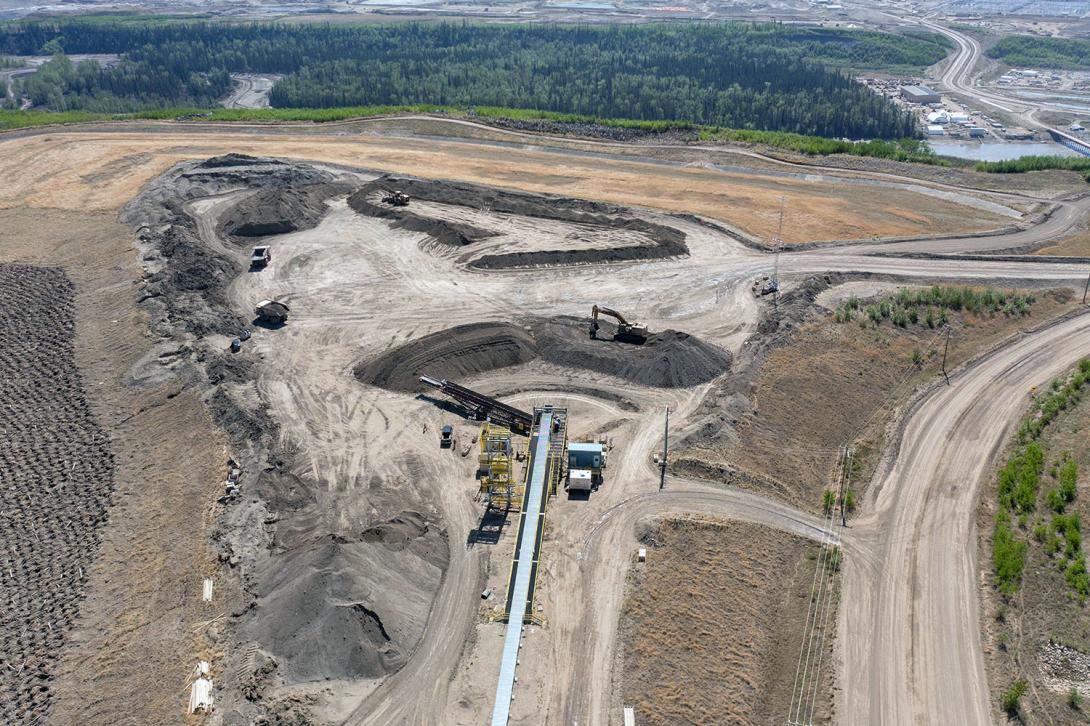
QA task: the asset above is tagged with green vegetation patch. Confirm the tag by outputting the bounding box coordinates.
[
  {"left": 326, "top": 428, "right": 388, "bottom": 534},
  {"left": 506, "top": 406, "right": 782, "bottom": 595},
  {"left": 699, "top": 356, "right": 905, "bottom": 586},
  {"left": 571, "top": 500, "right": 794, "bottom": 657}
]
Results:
[
  {"left": 834, "top": 286, "right": 1034, "bottom": 329},
  {"left": 991, "top": 358, "right": 1090, "bottom": 600},
  {"left": 0, "top": 20, "right": 943, "bottom": 139},
  {"left": 988, "top": 35, "right": 1090, "bottom": 71},
  {"left": 975, "top": 155, "right": 1090, "bottom": 185}
]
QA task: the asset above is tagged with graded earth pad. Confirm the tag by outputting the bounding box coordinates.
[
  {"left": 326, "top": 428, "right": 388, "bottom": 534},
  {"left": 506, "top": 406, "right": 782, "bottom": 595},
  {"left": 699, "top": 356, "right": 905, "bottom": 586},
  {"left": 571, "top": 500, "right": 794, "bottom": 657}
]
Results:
[
  {"left": 354, "top": 317, "right": 731, "bottom": 393},
  {"left": 0, "top": 265, "right": 114, "bottom": 725},
  {"left": 347, "top": 175, "right": 689, "bottom": 268},
  {"left": 620, "top": 517, "right": 835, "bottom": 725}
]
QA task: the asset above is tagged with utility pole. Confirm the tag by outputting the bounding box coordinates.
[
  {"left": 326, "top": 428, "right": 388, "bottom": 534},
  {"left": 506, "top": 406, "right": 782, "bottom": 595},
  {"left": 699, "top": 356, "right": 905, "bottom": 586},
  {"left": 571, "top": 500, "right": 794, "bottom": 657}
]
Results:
[
  {"left": 1083, "top": 271, "right": 1090, "bottom": 305},
  {"left": 773, "top": 196, "right": 785, "bottom": 309},
  {"left": 659, "top": 407, "right": 670, "bottom": 490},
  {"left": 941, "top": 326, "right": 952, "bottom": 386}
]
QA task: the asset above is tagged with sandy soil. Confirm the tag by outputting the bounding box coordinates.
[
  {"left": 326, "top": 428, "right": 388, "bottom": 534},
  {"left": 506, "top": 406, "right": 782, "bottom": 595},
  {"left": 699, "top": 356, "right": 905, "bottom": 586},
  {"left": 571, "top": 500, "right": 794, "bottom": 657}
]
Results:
[
  {"left": 0, "top": 208, "right": 227, "bottom": 725},
  {"left": 618, "top": 517, "right": 836, "bottom": 725},
  {"left": 0, "top": 130, "right": 1012, "bottom": 245}
]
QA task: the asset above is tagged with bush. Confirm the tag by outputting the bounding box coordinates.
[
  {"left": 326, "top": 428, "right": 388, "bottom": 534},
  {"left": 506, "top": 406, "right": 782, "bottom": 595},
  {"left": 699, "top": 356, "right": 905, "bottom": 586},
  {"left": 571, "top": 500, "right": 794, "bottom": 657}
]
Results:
[
  {"left": 993, "top": 510, "right": 1026, "bottom": 595},
  {"left": 1001, "top": 679, "right": 1027, "bottom": 714},
  {"left": 1069, "top": 687, "right": 1083, "bottom": 709}
]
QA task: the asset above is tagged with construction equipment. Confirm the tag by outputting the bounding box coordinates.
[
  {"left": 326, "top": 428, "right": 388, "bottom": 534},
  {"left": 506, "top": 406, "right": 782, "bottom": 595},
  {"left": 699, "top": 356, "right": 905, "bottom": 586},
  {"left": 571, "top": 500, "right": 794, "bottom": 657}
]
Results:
[
  {"left": 254, "top": 299, "right": 289, "bottom": 324},
  {"left": 440, "top": 424, "right": 454, "bottom": 448},
  {"left": 419, "top": 376, "right": 532, "bottom": 435},
  {"left": 249, "top": 245, "right": 271, "bottom": 269},
  {"left": 382, "top": 190, "right": 410, "bottom": 206},
  {"left": 589, "top": 304, "right": 649, "bottom": 344},
  {"left": 479, "top": 423, "right": 517, "bottom": 509}
]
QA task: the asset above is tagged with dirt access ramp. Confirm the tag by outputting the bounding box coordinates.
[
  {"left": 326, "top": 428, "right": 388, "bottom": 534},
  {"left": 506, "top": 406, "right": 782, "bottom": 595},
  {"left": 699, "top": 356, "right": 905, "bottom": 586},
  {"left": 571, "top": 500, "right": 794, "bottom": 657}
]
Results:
[{"left": 348, "top": 175, "right": 689, "bottom": 268}]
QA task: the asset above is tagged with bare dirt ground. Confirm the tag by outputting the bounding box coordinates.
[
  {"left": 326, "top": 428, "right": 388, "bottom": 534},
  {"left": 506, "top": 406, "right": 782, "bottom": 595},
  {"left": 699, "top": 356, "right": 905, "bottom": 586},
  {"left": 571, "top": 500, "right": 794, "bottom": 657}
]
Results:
[
  {"left": 618, "top": 516, "right": 835, "bottom": 726},
  {"left": 674, "top": 284, "right": 1075, "bottom": 512},
  {"left": 0, "top": 208, "right": 226, "bottom": 725},
  {"left": 978, "top": 367, "right": 1090, "bottom": 723},
  {"left": 1036, "top": 230, "right": 1090, "bottom": 257},
  {"left": 4, "top": 117, "right": 1090, "bottom": 726},
  {"left": 0, "top": 129, "right": 1015, "bottom": 246},
  {"left": 0, "top": 264, "right": 114, "bottom": 725}
]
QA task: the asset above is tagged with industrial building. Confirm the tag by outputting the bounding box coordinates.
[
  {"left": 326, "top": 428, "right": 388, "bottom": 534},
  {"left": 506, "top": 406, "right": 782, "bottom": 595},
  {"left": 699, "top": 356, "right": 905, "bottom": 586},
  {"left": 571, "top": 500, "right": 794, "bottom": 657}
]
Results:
[{"left": 900, "top": 84, "right": 941, "bottom": 104}]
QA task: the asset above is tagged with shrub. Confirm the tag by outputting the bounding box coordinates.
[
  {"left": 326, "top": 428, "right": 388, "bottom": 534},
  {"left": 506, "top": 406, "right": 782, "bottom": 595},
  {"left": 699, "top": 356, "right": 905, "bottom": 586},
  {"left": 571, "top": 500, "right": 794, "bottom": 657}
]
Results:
[
  {"left": 993, "top": 510, "right": 1026, "bottom": 595},
  {"left": 1069, "top": 687, "right": 1083, "bottom": 709},
  {"left": 1001, "top": 679, "right": 1027, "bottom": 714}
]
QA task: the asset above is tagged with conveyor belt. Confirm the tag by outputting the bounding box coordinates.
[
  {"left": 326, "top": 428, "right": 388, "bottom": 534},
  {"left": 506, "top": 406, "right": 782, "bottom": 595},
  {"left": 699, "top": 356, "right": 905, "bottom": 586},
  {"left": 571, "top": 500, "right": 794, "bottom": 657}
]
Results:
[
  {"left": 490, "top": 410, "right": 553, "bottom": 726},
  {"left": 419, "top": 375, "right": 532, "bottom": 434}
]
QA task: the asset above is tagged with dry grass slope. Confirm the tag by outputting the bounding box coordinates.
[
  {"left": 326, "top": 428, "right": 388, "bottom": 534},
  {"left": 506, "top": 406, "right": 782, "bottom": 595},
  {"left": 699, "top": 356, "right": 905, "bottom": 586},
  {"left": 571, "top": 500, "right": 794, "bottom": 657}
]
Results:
[{"left": 620, "top": 517, "right": 833, "bottom": 725}]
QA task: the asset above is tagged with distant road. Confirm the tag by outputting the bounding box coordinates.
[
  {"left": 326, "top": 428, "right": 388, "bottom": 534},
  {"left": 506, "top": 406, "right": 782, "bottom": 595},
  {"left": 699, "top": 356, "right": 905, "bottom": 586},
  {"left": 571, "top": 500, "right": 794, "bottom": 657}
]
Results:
[{"left": 221, "top": 74, "right": 280, "bottom": 110}]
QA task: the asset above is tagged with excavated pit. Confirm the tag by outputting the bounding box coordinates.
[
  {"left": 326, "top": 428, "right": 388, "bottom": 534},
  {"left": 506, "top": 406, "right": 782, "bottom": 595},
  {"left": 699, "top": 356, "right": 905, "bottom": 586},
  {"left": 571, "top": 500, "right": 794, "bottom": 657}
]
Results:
[
  {"left": 347, "top": 175, "right": 689, "bottom": 269},
  {"left": 354, "top": 317, "right": 731, "bottom": 392}
]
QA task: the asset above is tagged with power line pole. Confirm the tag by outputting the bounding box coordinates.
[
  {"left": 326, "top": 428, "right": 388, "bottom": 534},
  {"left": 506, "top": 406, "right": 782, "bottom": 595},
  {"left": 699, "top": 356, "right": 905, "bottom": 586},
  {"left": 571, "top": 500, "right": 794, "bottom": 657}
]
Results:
[
  {"left": 941, "top": 326, "right": 951, "bottom": 386},
  {"left": 659, "top": 407, "right": 670, "bottom": 490},
  {"left": 1083, "top": 271, "right": 1090, "bottom": 305}
]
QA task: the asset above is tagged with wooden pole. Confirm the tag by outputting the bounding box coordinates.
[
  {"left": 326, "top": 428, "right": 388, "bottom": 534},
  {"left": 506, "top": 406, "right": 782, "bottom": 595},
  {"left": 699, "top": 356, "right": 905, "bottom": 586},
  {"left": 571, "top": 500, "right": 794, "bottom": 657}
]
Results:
[{"left": 660, "top": 408, "right": 670, "bottom": 490}]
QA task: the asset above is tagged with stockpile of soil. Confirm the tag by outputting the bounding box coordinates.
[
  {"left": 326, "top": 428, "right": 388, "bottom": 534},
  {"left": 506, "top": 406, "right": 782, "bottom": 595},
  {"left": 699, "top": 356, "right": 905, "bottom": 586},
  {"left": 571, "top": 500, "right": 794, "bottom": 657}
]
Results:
[
  {"left": 0, "top": 265, "right": 115, "bottom": 724},
  {"left": 356, "top": 322, "right": 537, "bottom": 391},
  {"left": 241, "top": 508, "right": 447, "bottom": 683},
  {"left": 347, "top": 175, "right": 688, "bottom": 269},
  {"left": 355, "top": 317, "right": 730, "bottom": 391},
  {"left": 218, "top": 182, "right": 353, "bottom": 241}
]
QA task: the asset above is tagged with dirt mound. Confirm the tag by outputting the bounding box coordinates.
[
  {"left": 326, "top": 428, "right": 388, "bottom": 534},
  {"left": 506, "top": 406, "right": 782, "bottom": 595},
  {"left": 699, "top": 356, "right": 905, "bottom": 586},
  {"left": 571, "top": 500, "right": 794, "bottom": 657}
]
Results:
[
  {"left": 0, "top": 265, "right": 115, "bottom": 725},
  {"left": 241, "top": 524, "right": 447, "bottom": 684},
  {"left": 347, "top": 175, "right": 688, "bottom": 269},
  {"left": 218, "top": 182, "right": 352, "bottom": 241},
  {"left": 355, "top": 317, "right": 730, "bottom": 391},
  {"left": 356, "top": 322, "right": 537, "bottom": 391}
]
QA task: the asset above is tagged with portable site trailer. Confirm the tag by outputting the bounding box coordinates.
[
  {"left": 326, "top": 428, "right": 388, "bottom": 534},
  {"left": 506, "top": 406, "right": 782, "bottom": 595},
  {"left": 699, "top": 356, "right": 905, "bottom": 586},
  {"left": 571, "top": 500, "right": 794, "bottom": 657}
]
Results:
[{"left": 568, "top": 442, "right": 605, "bottom": 491}]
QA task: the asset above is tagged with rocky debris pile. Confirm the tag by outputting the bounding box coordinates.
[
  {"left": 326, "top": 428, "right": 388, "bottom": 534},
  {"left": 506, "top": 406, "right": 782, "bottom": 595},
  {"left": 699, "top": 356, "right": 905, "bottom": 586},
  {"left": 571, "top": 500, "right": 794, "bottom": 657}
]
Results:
[
  {"left": 355, "top": 317, "right": 731, "bottom": 392},
  {"left": 0, "top": 265, "right": 115, "bottom": 725}
]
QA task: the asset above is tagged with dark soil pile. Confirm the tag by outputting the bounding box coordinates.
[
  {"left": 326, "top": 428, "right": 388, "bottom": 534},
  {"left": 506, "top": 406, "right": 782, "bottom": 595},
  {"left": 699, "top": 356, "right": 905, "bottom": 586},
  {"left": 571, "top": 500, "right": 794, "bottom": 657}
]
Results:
[
  {"left": 241, "top": 513, "right": 447, "bottom": 683},
  {"left": 347, "top": 175, "right": 688, "bottom": 268},
  {"left": 218, "top": 182, "right": 353, "bottom": 241},
  {"left": 0, "top": 265, "right": 115, "bottom": 725},
  {"left": 355, "top": 322, "right": 537, "bottom": 391},
  {"left": 355, "top": 317, "right": 730, "bottom": 392}
]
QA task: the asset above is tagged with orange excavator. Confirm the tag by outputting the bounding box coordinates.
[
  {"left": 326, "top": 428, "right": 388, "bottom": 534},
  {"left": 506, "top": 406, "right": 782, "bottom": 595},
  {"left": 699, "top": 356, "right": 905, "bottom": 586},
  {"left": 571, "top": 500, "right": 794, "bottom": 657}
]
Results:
[{"left": 589, "top": 304, "right": 649, "bottom": 344}]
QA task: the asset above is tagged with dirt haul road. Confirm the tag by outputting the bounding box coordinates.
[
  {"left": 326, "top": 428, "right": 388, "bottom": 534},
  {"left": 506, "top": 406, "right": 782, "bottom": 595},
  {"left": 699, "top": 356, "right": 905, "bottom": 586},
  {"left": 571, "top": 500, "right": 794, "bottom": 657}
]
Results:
[
  {"left": 840, "top": 310, "right": 1090, "bottom": 725},
  {"left": 183, "top": 166, "right": 1089, "bottom": 725},
  {"left": 5, "top": 124, "right": 1090, "bottom": 725}
]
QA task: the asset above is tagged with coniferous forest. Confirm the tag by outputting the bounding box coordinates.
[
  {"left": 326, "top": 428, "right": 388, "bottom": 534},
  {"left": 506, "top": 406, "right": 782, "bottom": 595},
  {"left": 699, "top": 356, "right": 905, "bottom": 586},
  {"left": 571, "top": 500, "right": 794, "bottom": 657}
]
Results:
[{"left": 0, "top": 20, "right": 950, "bottom": 138}]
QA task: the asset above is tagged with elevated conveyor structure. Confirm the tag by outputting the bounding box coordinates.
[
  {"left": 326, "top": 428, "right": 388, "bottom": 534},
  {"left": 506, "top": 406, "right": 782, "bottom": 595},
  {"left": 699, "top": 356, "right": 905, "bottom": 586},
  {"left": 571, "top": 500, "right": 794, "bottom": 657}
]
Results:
[
  {"left": 490, "top": 406, "right": 567, "bottom": 726},
  {"left": 419, "top": 375, "right": 532, "bottom": 434}
]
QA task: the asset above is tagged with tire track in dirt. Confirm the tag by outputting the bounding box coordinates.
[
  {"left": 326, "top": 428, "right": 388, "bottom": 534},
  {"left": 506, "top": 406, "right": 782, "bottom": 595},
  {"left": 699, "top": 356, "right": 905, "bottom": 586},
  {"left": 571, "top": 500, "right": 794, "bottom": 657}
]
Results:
[{"left": 0, "top": 265, "right": 115, "bottom": 725}]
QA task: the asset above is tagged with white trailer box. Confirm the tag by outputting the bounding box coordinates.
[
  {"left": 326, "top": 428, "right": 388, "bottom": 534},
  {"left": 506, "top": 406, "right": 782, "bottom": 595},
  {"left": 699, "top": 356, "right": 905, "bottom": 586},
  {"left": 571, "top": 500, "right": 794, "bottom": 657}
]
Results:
[{"left": 568, "top": 469, "right": 593, "bottom": 492}]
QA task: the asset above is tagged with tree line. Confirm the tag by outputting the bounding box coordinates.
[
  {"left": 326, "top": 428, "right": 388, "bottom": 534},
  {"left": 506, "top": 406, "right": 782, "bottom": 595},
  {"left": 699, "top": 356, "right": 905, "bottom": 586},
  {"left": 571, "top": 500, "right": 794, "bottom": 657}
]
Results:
[
  {"left": 988, "top": 35, "right": 1090, "bottom": 71},
  {"left": 0, "top": 20, "right": 947, "bottom": 138}
]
